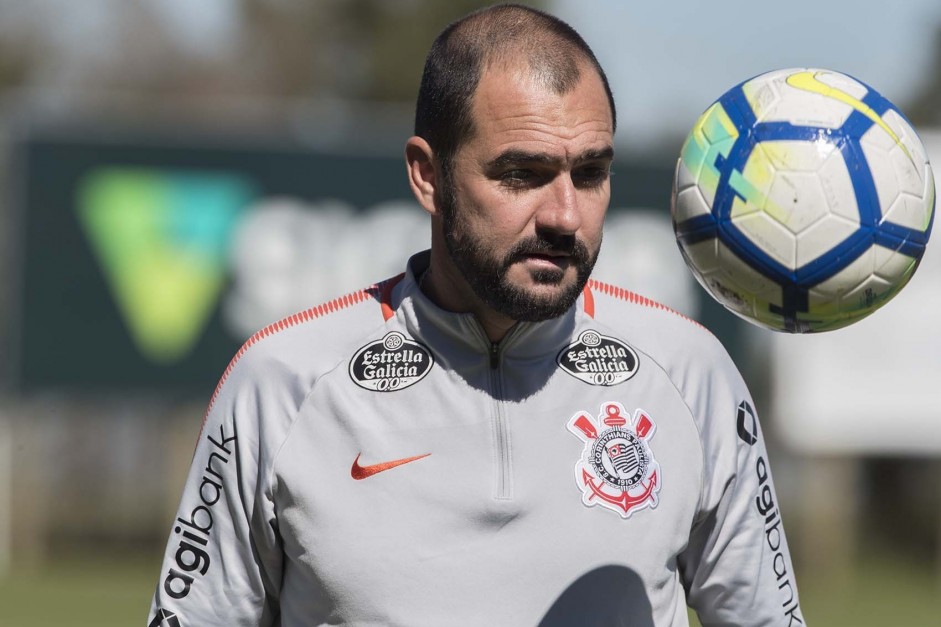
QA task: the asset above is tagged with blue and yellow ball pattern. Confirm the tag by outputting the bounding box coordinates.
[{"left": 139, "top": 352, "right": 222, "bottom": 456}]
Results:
[{"left": 672, "top": 68, "right": 935, "bottom": 332}]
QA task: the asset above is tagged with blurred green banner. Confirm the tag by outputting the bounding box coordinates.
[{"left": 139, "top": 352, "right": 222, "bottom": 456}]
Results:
[{"left": 9, "top": 129, "right": 675, "bottom": 397}]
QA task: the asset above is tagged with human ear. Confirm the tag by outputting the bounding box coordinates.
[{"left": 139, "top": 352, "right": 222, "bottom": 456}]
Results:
[{"left": 405, "top": 136, "right": 440, "bottom": 216}]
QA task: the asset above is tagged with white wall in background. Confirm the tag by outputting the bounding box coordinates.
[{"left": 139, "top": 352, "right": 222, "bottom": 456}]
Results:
[{"left": 770, "top": 131, "right": 941, "bottom": 454}]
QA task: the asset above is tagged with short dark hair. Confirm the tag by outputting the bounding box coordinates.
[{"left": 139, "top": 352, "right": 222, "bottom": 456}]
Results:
[{"left": 414, "top": 4, "right": 616, "bottom": 180}]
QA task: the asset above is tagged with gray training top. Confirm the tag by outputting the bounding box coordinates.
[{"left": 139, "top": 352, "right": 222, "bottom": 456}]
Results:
[{"left": 149, "top": 250, "right": 804, "bottom": 627}]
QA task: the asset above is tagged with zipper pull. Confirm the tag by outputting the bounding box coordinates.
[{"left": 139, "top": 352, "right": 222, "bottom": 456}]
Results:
[{"left": 490, "top": 342, "right": 500, "bottom": 369}]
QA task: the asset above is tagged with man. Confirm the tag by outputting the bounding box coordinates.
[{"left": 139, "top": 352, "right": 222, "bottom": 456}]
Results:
[{"left": 150, "top": 5, "right": 803, "bottom": 626}]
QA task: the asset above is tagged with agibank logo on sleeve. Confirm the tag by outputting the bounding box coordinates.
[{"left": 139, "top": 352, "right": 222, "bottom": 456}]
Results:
[
  {"left": 349, "top": 332, "right": 434, "bottom": 391},
  {"left": 149, "top": 608, "right": 182, "bottom": 627},
  {"left": 557, "top": 330, "right": 639, "bottom": 386}
]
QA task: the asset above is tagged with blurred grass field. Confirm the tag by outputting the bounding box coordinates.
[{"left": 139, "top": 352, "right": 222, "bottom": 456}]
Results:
[
  {"left": 0, "top": 554, "right": 159, "bottom": 627},
  {"left": 0, "top": 549, "right": 939, "bottom": 626}
]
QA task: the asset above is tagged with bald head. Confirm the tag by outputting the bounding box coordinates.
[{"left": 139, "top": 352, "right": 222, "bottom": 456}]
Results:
[{"left": 414, "top": 4, "right": 616, "bottom": 178}]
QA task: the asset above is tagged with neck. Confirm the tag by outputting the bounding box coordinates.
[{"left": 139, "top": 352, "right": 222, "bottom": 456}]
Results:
[
  {"left": 474, "top": 309, "right": 518, "bottom": 344},
  {"left": 421, "top": 247, "right": 517, "bottom": 344}
]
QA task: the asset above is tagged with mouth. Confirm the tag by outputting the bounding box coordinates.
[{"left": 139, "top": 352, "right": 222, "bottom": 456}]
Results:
[
  {"left": 505, "top": 235, "right": 586, "bottom": 275},
  {"left": 519, "top": 252, "right": 571, "bottom": 270}
]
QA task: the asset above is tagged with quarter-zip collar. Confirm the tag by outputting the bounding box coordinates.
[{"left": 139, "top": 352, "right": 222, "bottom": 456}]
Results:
[{"left": 393, "top": 251, "right": 582, "bottom": 373}]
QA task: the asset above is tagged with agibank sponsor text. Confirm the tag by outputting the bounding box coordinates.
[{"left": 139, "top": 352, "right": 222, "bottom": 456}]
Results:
[
  {"left": 755, "top": 455, "right": 803, "bottom": 625},
  {"left": 162, "top": 424, "right": 235, "bottom": 601}
]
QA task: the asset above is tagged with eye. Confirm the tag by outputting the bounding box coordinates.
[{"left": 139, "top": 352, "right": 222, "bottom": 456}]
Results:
[
  {"left": 572, "top": 165, "right": 611, "bottom": 189},
  {"left": 502, "top": 169, "right": 532, "bottom": 181},
  {"left": 499, "top": 169, "right": 541, "bottom": 189}
]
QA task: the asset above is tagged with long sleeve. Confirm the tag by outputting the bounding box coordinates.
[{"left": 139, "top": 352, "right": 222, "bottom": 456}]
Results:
[
  {"left": 678, "top": 347, "right": 804, "bottom": 626},
  {"left": 147, "top": 277, "right": 396, "bottom": 626},
  {"left": 148, "top": 350, "right": 299, "bottom": 627}
]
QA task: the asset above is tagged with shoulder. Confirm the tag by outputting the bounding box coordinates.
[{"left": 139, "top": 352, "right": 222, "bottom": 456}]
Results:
[
  {"left": 204, "top": 274, "right": 403, "bottom": 424},
  {"left": 586, "top": 278, "right": 722, "bottom": 356},
  {"left": 585, "top": 279, "right": 745, "bottom": 409}
]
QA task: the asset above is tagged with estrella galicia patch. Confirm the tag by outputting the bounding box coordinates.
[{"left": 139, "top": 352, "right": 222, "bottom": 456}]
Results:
[
  {"left": 349, "top": 331, "right": 434, "bottom": 392},
  {"left": 556, "top": 330, "right": 639, "bottom": 386}
]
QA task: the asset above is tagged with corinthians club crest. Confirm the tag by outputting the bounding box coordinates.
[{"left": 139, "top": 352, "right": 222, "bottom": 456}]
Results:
[{"left": 567, "top": 402, "right": 661, "bottom": 518}]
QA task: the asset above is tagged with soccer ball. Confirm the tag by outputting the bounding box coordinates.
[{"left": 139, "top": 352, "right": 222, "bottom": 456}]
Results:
[{"left": 671, "top": 68, "right": 935, "bottom": 332}]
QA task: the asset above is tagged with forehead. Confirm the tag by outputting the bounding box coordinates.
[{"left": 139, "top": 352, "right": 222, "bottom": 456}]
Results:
[{"left": 463, "top": 60, "right": 614, "bottom": 159}]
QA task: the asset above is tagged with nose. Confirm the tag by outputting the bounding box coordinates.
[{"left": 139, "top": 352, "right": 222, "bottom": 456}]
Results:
[{"left": 535, "top": 174, "right": 581, "bottom": 235}]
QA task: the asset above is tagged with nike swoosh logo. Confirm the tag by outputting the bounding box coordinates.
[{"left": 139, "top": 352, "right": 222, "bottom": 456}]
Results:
[
  {"left": 785, "top": 70, "right": 915, "bottom": 166},
  {"left": 351, "top": 452, "right": 430, "bottom": 480}
]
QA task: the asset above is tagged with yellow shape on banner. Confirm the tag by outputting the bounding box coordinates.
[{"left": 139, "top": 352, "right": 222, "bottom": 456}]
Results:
[{"left": 78, "top": 168, "right": 253, "bottom": 364}]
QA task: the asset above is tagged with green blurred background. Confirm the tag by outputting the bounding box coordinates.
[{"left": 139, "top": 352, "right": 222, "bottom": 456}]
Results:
[{"left": 2, "top": 1, "right": 941, "bottom": 625}]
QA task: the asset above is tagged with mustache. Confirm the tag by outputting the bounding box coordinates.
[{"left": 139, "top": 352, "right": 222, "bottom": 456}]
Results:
[{"left": 504, "top": 233, "right": 591, "bottom": 266}]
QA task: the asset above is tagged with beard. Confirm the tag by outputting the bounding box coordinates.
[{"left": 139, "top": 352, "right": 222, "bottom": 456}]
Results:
[{"left": 440, "top": 183, "right": 600, "bottom": 322}]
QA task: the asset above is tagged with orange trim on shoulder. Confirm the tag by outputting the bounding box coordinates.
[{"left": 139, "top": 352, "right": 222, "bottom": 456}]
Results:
[
  {"left": 199, "top": 274, "right": 404, "bottom": 431},
  {"left": 380, "top": 273, "right": 405, "bottom": 321},
  {"left": 587, "top": 279, "right": 704, "bottom": 328},
  {"left": 581, "top": 283, "right": 595, "bottom": 318}
]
